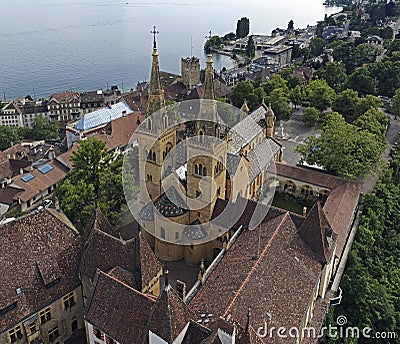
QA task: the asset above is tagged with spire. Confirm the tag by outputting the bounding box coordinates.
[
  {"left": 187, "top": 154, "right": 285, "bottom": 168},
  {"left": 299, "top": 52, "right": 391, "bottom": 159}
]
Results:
[
  {"left": 164, "top": 268, "right": 170, "bottom": 291},
  {"left": 245, "top": 307, "right": 251, "bottom": 333},
  {"left": 240, "top": 99, "right": 249, "bottom": 117},
  {"left": 203, "top": 54, "right": 215, "bottom": 100},
  {"left": 147, "top": 26, "right": 165, "bottom": 117}
]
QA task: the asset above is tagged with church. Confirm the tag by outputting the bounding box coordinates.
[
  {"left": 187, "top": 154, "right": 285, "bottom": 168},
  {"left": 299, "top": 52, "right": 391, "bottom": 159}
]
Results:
[{"left": 131, "top": 34, "right": 283, "bottom": 265}]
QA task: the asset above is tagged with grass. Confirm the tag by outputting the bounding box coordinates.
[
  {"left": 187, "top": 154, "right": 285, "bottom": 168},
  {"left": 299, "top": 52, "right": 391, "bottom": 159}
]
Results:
[{"left": 272, "top": 192, "right": 314, "bottom": 215}]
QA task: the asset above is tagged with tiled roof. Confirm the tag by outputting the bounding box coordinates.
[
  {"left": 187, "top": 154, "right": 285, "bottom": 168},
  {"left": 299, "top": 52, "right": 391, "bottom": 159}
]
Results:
[
  {"left": 147, "top": 284, "right": 195, "bottom": 343},
  {"left": 154, "top": 186, "right": 189, "bottom": 218},
  {"left": 229, "top": 104, "right": 268, "bottom": 154},
  {"left": 81, "top": 91, "right": 104, "bottom": 103},
  {"left": 80, "top": 209, "right": 162, "bottom": 290},
  {"left": 0, "top": 209, "right": 81, "bottom": 332},
  {"left": 298, "top": 202, "right": 337, "bottom": 264},
  {"left": 226, "top": 153, "right": 241, "bottom": 178},
  {"left": 85, "top": 270, "right": 155, "bottom": 344},
  {"left": 248, "top": 138, "right": 281, "bottom": 183},
  {"left": 190, "top": 211, "right": 321, "bottom": 343},
  {"left": 75, "top": 101, "right": 132, "bottom": 131},
  {"left": 49, "top": 91, "right": 80, "bottom": 103},
  {"left": 11, "top": 160, "right": 68, "bottom": 203},
  {"left": 107, "top": 266, "right": 139, "bottom": 290},
  {"left": 0, "top": 151, "right": 12, "bottom": 180},
  {"left": 89, "top": 112, "right": 143, "bottom": 151}
]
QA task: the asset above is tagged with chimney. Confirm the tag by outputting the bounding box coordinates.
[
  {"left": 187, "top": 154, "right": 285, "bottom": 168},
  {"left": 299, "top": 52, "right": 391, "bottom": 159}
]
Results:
[
  {"left": 303, "top": 207, "right": 307, "bottom": 217},
  {"left": 176, "top": 280, "right": 186, "bottom": 301}
]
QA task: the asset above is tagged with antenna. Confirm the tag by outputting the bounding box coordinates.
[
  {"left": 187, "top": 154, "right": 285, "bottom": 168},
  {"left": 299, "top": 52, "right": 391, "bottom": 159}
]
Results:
[
  {"left": 257, "top": 223, "right": 261, "bottom": 258},
  {"left": 151, "top": 25, "right": 159, "bottom": 49},
  {"left": 190, "top": 36, "right": 193, "bottom": 57}
]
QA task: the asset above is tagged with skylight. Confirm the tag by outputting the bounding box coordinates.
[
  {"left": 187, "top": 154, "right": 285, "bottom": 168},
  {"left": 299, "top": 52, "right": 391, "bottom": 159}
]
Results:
[
  {"left": 21, "top": 174, "right": 35, "bottom": 182},
  {"left": 38, "top": 164, "right": 54, "bottom": 174}
]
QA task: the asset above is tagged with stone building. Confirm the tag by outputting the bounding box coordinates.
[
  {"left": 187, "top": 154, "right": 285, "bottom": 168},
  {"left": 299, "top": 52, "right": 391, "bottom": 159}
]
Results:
[
  {"left": 47, "top": 91, "right": 81, "bottom": 122},
  {"left": 181, "top": 56, "right": 200, "bottom": 90},
  {"left": 0, "top": 209, "right": 84, "bottom": 343}
]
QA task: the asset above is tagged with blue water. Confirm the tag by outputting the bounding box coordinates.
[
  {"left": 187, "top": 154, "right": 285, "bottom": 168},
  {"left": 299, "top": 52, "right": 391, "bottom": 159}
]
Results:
[{"left": 0, "top": 0, "right": 341, "bottom": 100}]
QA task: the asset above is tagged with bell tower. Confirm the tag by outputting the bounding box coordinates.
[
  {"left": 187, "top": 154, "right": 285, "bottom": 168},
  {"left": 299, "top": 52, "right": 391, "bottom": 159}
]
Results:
[
  {"left": 137, "top": 27, "right": 176, "bottom": 204},
  {"left": 186, "top": 54, "right": 227, "bottom": 223}
]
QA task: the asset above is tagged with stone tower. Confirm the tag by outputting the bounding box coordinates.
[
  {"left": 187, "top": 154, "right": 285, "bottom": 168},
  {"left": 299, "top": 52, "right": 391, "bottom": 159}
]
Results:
[
  {"left": 186, "top": 54, "right": 227, "bottom": 224},
  {"left": 240, "top": 99, "right": 249, "bottom": 120},
  {"left": 147, "top": 29, "right": 165, "bottom": 117},
  {"left": 264, "top": 101, "right": 276, "bottom": 138},
  {"left": 138, "top": 31, "right": 176, "bottom": 204},
  {"left": 181, "top": 56, "right": 200, "bottom": 90}
]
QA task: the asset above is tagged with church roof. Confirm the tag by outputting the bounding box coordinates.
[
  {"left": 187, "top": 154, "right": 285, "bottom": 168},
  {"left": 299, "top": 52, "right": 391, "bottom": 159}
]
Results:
[
  {"left": 154, "top": 186, "right": 189, "bottom": 218},
  {"left": 183, "top": 220, "right": 209, "bottom": 241},
  {"left": 248, "top": 138, "right": 281, "bottom": 184},
  {"left": 229, "top": 105, "right": 268, "bottom": 154}
]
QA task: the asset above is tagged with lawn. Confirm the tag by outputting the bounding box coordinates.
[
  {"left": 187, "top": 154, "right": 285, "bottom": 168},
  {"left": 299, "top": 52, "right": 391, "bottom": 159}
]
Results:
[{"left": 271, "top": 192, "right": 314, "bottom": 215}]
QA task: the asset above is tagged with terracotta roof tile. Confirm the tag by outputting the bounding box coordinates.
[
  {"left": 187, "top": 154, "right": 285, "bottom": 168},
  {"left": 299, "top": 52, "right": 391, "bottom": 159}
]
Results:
[{"left": 0, "top": 210, "right": 81, "bottom": 331}]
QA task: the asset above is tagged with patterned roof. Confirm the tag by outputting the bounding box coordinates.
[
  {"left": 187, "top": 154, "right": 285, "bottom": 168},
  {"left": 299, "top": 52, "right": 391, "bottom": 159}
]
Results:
[
  {"left": 248, "top": 138, "right": 281, "bottom": 183},
  {"left": 229, "top": 105, "right": 268, "bottom": 154},
  {"left": 154, "top": 186, "right": 188, "bottom": 218},
  {"left": 75, "top": 101, "right": 132, "bottom": 131}
]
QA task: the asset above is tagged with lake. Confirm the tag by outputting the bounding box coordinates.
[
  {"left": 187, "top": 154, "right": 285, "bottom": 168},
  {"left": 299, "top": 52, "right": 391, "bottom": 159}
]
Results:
[{"left": 0, "top": 0, "right": 341, "bottom": 100}]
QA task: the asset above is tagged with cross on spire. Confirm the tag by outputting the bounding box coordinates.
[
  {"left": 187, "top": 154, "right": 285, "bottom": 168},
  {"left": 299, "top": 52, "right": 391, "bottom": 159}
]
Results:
[
  {"left": 205, "top": 30, "right": 212, "bottom": 40},
  {"left": 151, "top": 25, "right": 159, "bottom": 49}
]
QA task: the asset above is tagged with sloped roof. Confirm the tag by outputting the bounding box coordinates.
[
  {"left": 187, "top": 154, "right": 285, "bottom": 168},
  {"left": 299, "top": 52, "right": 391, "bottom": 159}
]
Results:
[
  {"left": 190, "top": 211, "right": 321, "bottom": 343},
  {"left": 75, "top": 101, "right": 132, "bottom": 131},
  {"left": 147, "top": 284, "right": 195, "bottom": 343},
  {"left": 0, "top": 209, "right": 81, "bottom": 332},
  {"left": 229, "top": 104, "right": 268, "bottom": 154},
  {"left": 85, "top": 270, "right": 155, "bottom": 344},
  {"left": 154, "top": 186, "right": 189, "bottom": 218},
  {"left": 298, "top": 202, "right": 337, "bottom": 264}
]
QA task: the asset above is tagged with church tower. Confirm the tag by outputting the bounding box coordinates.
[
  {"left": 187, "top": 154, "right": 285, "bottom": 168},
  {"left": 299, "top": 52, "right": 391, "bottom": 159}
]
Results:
[
  {"left": 147, "top": 26, "right": 165, "bottom": 117},
  {"left": 186, "top": 54, "right": 227, "bottom": 224},
  {"left": 137, "top": 28, "right": 176, "bottom": 204},
  {"left": 264, "top": 101, "right": 276, "bottom": 138}
]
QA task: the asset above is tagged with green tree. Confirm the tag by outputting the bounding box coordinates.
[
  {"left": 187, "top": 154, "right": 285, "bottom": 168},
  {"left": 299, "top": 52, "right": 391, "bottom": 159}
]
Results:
[
  {"left": 310, "top": 37, "right": 325, "bottom": 57},
  {"left": 332, "top": 89, "right": 359, "bottom": 120},
  {"left": 354, "top": 94, "right": 382, "bottom": 119},
  {"left": 262, "top": 74, "right": 289, "bottom": 95},
  {"left": 230, "top": 81, "right": 255, "bottom": 108},
  {"left": 369, "top": 60, "right": 400, "bottom": 97},
  {"left": 296, "top": 112, "right": 385, "bottom": 179},
  {"left": 236, "top": 17, "right": 250, "bottom": 38},
  {"left": 290, "top": 85, "right": 303, "bottom": 109},
  {"left": 266, "top": 88, "right": 291, "bottom": 120},
  {"left": 246, "top": 35, "right": 255, "bottom": 58},
  {"left": 306, "top": 79, "right": 336, "bottom": 111},
  {"left": 391, "top": 88, "right": 400, "bottom": 118},
  {"left": 354, "top": 108, "right": 389, "bottom": 138},
  {"left": 315, "top": 61, "right": 348, "bottom": 93},
  {"left": 346, "top": 67, "right": 376, "bottom": 96},
  {"left": 353, "top": 43, "right": 378, "bottom": 66},
  {"left": 0, "top": 126, "right": 20, "bottom": 150},
  {"left": 30, "top": 115, "right": 59, "bottom": 140},
  {"left": 302, "top": 107, "right": 320, "bottom": 126}
]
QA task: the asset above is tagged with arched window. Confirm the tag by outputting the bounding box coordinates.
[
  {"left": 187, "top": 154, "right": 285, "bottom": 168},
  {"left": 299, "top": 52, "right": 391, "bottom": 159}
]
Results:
[
  {"left": 203, "top": 167, "right": 207, "bottom": 176},
  {"left": 160, "top": 227, "right": 165, "bottom": 239},
  {"left": 152, "top": 152, "right": 156, "bottom": 162},
  {"left": 195, "top": 165, "right": 198, "bottom": 175},
  {"left": 147, "top": 118, "right": 152, "bottom": 130},
  {"left": 163, "top": 115, "right": 168, "bottom": 129},
  {"left": 199, "top": 130, "right": 204, "bottom": 143}
]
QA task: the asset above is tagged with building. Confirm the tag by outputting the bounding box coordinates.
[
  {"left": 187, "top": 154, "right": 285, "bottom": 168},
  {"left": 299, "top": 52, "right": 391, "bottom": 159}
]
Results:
[
  {"left": 47, "top": 91, "right": 81, "bottom": 122},
  {"left": 262, "top": 45, "right": 293, "bottom": 68},
  {"left": 80, "top": 90, "right": 105, "bottom": 114},
  {"left": 0, "top": 101, "right": 23, "bottom": 127},
  {"left": 181, "top": 57, "right": 201, "bottom": 90},
  {"left": 0, "top": 209, "right": 84, "bottom": 343},
  {"left": 21, "top": 100, "right": 50, "bottom": 127}
]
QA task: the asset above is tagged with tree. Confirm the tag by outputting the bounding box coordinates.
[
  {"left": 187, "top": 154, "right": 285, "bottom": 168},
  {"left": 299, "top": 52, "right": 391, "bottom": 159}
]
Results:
[
  {"left": 246, "top": 35, "right": 255, "bottom": 58},
  {"left": 262, "top": 74, "right": 289, "bottom": 95},
  {"left": 0, "top": 126, "right": 20, "bottom": 150},
  {"left": 354, "top": 108, "right": 389, "bottom": 138},
  {"left": 391, "top": 88, "right": 400, "bottom": 118},
  {"left": 230, "top": 81, "right": 255, "bottom": 108},
  {"left": 354, "top": 94, "right": 382, "bottom": 119},
  {"left": 290, "top": 85, "right": 303, "bottom": 109},
  {"left": 302, "top": 107, "right": 320, "bottom": 126},
  {"left": 56, "top": 138, "right": 125, "bottom": 232},
  {"left": 369, "top": 60, "right": 400, "bottom": 97},
  {"left": 266, "top": 88, "right": 291, "bottom": 120},
  {"left": 296, "top": 112, "right": 386, "bottom": 179},
  {"left": 332, "top": 89, "right": 359, "bottom": 120},
  {"left": 236, "top": 17, "right": 250, "bottom": 39},
  {"left": 346, "top": 67, "right": 376, "bottom": 96},
  {"left": 309, "top": 37, "right": 325, "bottom": 57},
  {"left": 287, "top": 19, "right": 294, "bottom": 31},
  {"left": 315, "top": 61, "right": 348, "bottom": 93},
  {"left": 30, "top": 115, "right": 59, "bottom": 140},
  {"left": 353, "top": 43, "right": 378, "bottom": 66},
  {"left": 306, "top": 79, "right": 336, "bottom": 111}
]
